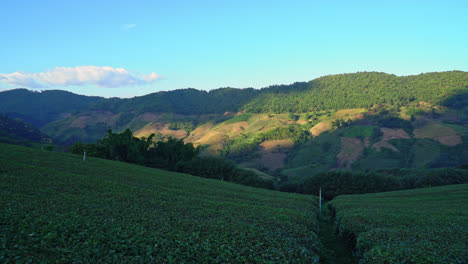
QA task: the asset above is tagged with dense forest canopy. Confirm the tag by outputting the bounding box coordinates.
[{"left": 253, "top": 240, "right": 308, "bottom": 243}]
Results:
[
  {"left": 89, "top": 87, "right": 260, "bottom": 115},
  {"left": 0, "top": 89, "right": 104, "bottom": 126},
  {"left": 0, "top": 114, "right": 51, "bottom": 144},
  {"left": 244, "top": 71, "right": 468, "bottom": 113},
  {"left": 90, "top": 71, "right": 468, "bottom": 114},
  {"left": 2, "top": 71, "right": 467, "bottom": 121}
]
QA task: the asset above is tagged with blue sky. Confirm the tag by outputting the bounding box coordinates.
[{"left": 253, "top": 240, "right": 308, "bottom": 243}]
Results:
[{"left": 1, "top": 0, "right": 467, "bottom": 97}]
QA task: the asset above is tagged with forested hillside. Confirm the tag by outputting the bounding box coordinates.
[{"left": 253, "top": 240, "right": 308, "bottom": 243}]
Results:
[
  {"left": 1, "top": 71, "right": 467, "bottom": 180},
  {"left": 0, "top": 89, "right": 104, "bottom": 126},
  {"left": 245, "top": 71, "right": 468, "bottom": 113},
  {"left": 90, "top": 88, "right": 260, "bottom": 115},
  {"left": 0, "top": 114, "right": 51, "bottom": 145},
  {"left": 2, "top": 71, "right": 467, "bottom": 120},
  {"left": 88, "top": 71, "right": 468, "bottom": 114}
]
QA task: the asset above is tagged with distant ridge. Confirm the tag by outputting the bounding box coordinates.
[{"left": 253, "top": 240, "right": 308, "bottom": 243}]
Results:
[{"left": 0, "top": 89, "right": 104, "bottom": 126}]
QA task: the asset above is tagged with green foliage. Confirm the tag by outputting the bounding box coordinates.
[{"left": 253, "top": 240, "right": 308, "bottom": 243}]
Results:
[
  {"left": 5, "top": 72, "right": 466, "bottom": 149},
  {"left": 442, "top": 91, "right": 468, "bottom": 109},
  {"left": 0, "top": 89, "right": 103, "bottom": 126},
  {"left": 29, "top": 71, "right": 465, "bottom": 117},
  {"left": 244, "top": 71, "right": 468, "bottom": 113},
  {"left": 90, "top": 88, "right": 260, "bottom": 115},
  {"left": 373, "top": 116, "right": 413, "bottom": 134},
  {"left": 297, "top": 168, "right": 468, "bottom": 200},
  {"left": 0, "top": 114, "right": 51, "bottom": 144},
  {"left": 115, "top": 112, "right": 135, "bottom": 128},
  {"left": 44, "top": 145, "right": 55, "bottom": 151},
  {"left": 406, "top": 107, "right": 426, "bottom": 116},
  {"left": 285, "top": 134, "right": 341, "bottom": 177},
  {"left": 219, "top": 125, "right": 311, "bottom": 160},
  {"left": 167, "top": 121, "right": 196, "bottom": 133},
  {"left": 71, "top": 129, "right": 197, "bottom": 170},
  {"left": 259, "top": 125, "right": 311, "bottom": 143},
  {"left": 223, "top": 113, "right": 252, "bottom": 125},
  {"left": 339, "top": 126, "right": 379, "bottom": 139},
  {"left": 70, "top": 129, "right": 272, "bottom": 188},
  {"left": 301, "top": 171, "right": 402, "bottom": 200},
  {"left": 176, "top": 157, "right": 274, "bottom": 189},
  {"left": 330, "top": 184, "right": 468, "bottom": 264},
  {"left": 0, "top": 143, "right": 320, "bottom": 263},
  {"left": 331, "top": 119, "right": 352, "bottom": 129}
]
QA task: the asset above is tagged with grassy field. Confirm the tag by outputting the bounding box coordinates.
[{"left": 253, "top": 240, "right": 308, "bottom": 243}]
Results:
[
  {"left": 0, "top": 143, "right": 320, "bottom": 263},
  {"left": 330, "top": 184, "right": 468, "bottom": 264},
  {"left": 339, "top": 125, "right": 377, "bottom": 138}
]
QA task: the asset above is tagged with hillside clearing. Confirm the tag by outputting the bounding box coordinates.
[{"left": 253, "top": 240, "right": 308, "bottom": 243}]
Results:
[
  {"left": 185, "top": 122, "right": 215, "bottom": 143},
  {"left": 335, "top": 137, "right": 363, "bottom": 169},
  {"left": 134, "top": 123, "right": 188, "bottom": 139},
  {"left": 413, "top": 121, "right": 462, "bottom": 146},
  {"left": 371, "top": 128, "right": 410, "bottom": 152},
  {"left": 310, "top": 121, "right": 332, "bottom": 137}
]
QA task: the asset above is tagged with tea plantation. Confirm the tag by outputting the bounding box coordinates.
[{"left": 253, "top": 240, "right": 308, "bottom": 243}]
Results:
[
  {"left": 330, "top": 184, "right": 468, "bottom": 263},
  {"left": 0, "top": 143, "right": 320, "bottom": 263}
]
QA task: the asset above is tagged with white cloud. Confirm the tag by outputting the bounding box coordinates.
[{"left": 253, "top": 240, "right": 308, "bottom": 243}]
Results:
[
  {"left": 0, "top": 66, "right": 160, "bottom": 89},
  {"left": 123, "top": 24, "right": 137, "bottom": 30}
]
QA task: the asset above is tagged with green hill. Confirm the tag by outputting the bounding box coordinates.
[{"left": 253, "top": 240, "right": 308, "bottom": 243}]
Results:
[
  {"left": 0, "top": 89, "right": 104, "bottom": 127},
  {"left": 2, "top": 71, "right": 467, "bottom": 177},
  {"left": 88, "top": 71, "right": 468, "bottom": 115},
  {"left": 330, "top": 184, "right": 468, "bottom": 263},
  {"left": 244, "top": 71, "right": 468, "bottom": 113},
  {"left": 0, "top": 114, "right": 51, "bottom": 145},
  {"left": 0, "top": 143, "right": 320, "bottom": 262}
]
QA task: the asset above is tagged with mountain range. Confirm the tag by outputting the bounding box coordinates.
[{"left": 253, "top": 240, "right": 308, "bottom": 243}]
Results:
[{"left": 1, "top": 71, "right": 467, "bottom": 179}]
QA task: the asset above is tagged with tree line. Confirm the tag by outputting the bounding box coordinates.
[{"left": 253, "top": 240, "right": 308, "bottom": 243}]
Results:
[
  {"left": 279, "top": 168, "right": 468, "bottom": 200},
  {"left": 70, "top": 129, "right": 273, "bottom": 189},
  {"left": 88, "top": 71, "right": 468, "bottom": 115}
]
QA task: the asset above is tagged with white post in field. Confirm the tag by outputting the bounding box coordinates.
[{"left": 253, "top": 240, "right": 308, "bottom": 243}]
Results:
[
  {"left": 83, "top": 151, "right": 86, "bottom": 161},
  {"left": 319, "top": 187, "right": 322, "bottom": 216}
]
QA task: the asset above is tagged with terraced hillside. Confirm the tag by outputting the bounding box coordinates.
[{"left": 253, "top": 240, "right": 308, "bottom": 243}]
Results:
[
  {"left": 0, "top": 143, "right": 321, "bottom": 262},
  {"left": 330, "top": 184, "right": 468, "bottom": 263}
]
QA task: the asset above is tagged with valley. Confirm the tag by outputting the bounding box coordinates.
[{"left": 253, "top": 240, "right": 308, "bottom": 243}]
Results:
[
  {"left": 2, "top": 1, "right": 467, "bottom": 262},
  {"left": 1, "top": 71, "right": 467, "bottom": 262},
  {"left": 1, "top": 71, "right": 465, "bottom": 183}
]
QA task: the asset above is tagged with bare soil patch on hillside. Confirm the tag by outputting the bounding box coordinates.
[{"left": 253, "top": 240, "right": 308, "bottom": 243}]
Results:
[
  {"left": 333, "top": 108, "right": 366, "bottom": 120},
  {"left": 296, "top": 120, "right": 308, "bottom": 125},
  {"left": 336, "top": 137, "right": 363, "bottom": 169},
  {"left": 255, "top": 140, "right": 295, "bottom": 171},
  {"left": 216, "top": 121, "right": 249, "bottom": 137},
  {"left": 195, "top": 132, "right": 226, "bottom": 151},
  {"left": 413, "top": 122, "right": 462, "bottom": 146},
  {"left": 433, "top": 135, "right": 463, "bottom": 146},
  {"left": 259, "top": 139, "right": 294, "bottom": 151},
  {"left": 371, "top": 127, "right": 410, "bottom": 152},
  {"left": 373, "top": 141, "right": 399, "bottom": 152},
  {"left": 363, "top": 137, "right": 371, "bottom": 148},
  {"left": 185, "top": 123, "right": 215, "bottom": 143},
  {"left": 70, "top": 111, "right": 116, "bottom": 128},
  {"left": 380, "top": 127, "right": 410, "bottom": 140},
  {"left": 258, "top": 152, "right": 287, "bottom": 171},
  {"left": 134, "top": 123, "right": 187, "bottom": 139},
  {"left": 138, "top": 112, "right": 162, "bottom": 122},
  {"left": 310, "top": 121, "right": 332, "bottom": 137}
]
